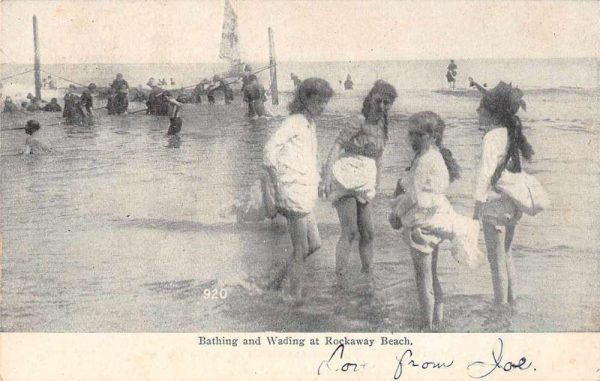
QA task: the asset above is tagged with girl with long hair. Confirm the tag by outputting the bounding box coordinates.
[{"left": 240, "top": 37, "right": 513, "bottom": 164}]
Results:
[
  {"left": 389, "top": 111, "right": 471, "bottom": 331},
  {"left": 320, "top": 80, "right": 397, "bottom": 278},
  {"left": 471, "top": 79, "right": 533, "bottom": 306}
]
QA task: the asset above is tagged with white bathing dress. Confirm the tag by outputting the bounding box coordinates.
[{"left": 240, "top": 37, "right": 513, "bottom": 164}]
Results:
[
  {"left": 391, "top": 146, "right": 483, "bottom": 268},
  {"left": 263, "top": 113, "right": 320, "bottom": 215}
]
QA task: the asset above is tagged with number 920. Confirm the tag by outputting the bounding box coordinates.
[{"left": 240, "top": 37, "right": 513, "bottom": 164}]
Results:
[{"left": 203, "top": 288, "right": 228, "bottom": 299}]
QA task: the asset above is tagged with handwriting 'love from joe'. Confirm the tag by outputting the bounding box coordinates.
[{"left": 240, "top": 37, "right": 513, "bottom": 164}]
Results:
[{"left": 316, "top": 337, "right": 534, "bottom": 379}]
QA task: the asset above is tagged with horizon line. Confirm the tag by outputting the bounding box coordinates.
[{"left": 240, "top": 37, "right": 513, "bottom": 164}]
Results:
[{"left": 1, "top": 56, "right": 599, "bottom": 66}]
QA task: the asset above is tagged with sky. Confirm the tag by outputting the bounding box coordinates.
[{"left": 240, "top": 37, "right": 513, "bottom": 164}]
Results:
[{"left": 1, "top": 0, "right": 599, "bottom": 64}]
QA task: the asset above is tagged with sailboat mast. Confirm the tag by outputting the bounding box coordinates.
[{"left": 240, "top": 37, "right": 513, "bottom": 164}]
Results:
[
  {"left": 33, "top": 15, "right": 42, "bottom": 100},
  {"left": 268, "top": 27, "right": 279, "bottom": 105}
]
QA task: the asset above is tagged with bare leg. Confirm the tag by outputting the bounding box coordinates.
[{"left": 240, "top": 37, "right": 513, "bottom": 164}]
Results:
[
  {"left": 431, "top": 247, "right": 444, "bottom": 328},
  {"left": 334, "top": 198, "right": 359, "bottom": 276},
  {"left": 410, "top": 247, "right": 434, "bottom": 331},
  {"left": 482, "top": 222, "right": 508, "bottom": 305},
  {"left": 287, "top": 213, "right": 309, "bottom": 302},
  {"left": 504, "top": 225, "right": 517, "bottom": 305},
  {"left": 266, "top": 213, "right": 308, "bottom": 295},
  {"left": 356, "top": 202, "right": 375, "bottom": 273},
  {"left": 305, "top": 212, "right": 321, "bottom": 259}
]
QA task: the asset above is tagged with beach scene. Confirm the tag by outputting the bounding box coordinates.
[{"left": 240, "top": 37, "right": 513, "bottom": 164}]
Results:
[{"left": 1, "top": 1, "right": 599, "bottom": 333}]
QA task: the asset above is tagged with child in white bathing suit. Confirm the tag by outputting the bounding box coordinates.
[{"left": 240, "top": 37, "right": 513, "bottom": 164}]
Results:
[
  {"left": 390, "top": 111, "right": 481, "bottom": 331},
  {"left": 263, "top": 78, "right": 334, "bottom": 304}
]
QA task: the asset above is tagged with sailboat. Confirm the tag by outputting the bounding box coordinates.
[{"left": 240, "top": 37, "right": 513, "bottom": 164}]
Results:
[
  {"left": 219, "top": 0, "right": 245, "bottom": 80},
  {"left": 215, "top": 0, "right": 279, "bottom": 104}
]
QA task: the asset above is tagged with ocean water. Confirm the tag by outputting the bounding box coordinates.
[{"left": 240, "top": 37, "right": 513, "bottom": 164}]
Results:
[
  {"left": 2, "top": 57, "right": 599, "bottom": 95},
  {"left": 1, "top": 58, "right": 599, "bottom": 332}
]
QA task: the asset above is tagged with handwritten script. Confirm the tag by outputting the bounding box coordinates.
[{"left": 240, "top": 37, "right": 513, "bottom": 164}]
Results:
[
  {"left": 315, "top": 337, "right": 539, "bottom": 379},
  {"left": 467, "top": 337, "right": 534, "bottom": 378},
  {"left": 317, "top": 344, "right": 368, "bottom": 375},
  {"left": 393, "top": 349, "right": 454, "bottom": 380}
]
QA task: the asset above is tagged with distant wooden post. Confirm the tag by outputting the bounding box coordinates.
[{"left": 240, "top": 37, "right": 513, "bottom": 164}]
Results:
[
  {"left": 268, "top": 27, "right": 279, "bottom": 105},
  {"left": 33, "top": 15, "right": 42, "bottom": 100}
]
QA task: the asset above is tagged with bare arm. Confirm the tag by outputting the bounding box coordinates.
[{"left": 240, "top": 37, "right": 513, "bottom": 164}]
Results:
[
  {"left": 319, "top": 141, "right": 344, "bottom": 197},
  {"left": 169, "top": 98, "right": 183, "bottom": 116},
  {"left": 375, "top": 153, "right": 383, "bottom": 190},
  {"left": 167, "top": 98, "right": 182, "bottom": 106},
  {"left": 468, "top": 77, "right": 487, "bottom": 93},
  {"left": 473, "top": 129, "right": 507, "bottom": 219}
]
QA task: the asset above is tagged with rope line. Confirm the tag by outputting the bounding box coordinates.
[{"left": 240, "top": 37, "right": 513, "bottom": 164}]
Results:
[
  {"left": 0, "top": 69, "right": 34, "bottom": 81},
  {"left": 2, "top": 64, "right": 278, "bottom": 95},
  {"left": 178, "top": 64, "right": 275, "bottom": 90},
  {"left": 40, "top": 69, "right": 87, "bottom": 87}
]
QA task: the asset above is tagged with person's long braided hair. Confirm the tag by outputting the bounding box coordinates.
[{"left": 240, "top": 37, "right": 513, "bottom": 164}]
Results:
[{"left": 481, "top": 82, "right": 534, "bottom": 184}]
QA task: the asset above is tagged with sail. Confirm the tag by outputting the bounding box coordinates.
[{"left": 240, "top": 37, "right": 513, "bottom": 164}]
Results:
[{"left": 219, "top": 0, "right": 241, "bottom": 64}]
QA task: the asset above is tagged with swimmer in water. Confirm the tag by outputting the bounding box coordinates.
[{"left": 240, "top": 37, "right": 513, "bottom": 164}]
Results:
[{"left": 23, "top": 120, "right": 51, "bottom": 155}]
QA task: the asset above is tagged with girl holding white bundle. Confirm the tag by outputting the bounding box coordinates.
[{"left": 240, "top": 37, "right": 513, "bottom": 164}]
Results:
[
  {"left": 320, "top": 80, "right": 398, "bottom": 277},
  {"left": 470, "top": 79, "right": 543, "bottom": 307},
  {"left": 389, "top": 111, "right": 482, "bottom": 331}
]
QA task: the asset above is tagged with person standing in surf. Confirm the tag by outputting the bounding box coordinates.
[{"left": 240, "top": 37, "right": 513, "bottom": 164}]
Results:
[
  {"left": 387, "top": 112, "right": 479, "bottom": 331},
  {"left": 344, "top": 74, "right": 354, "bottom": 90},
  {"left": 111, "top": 73, "right": 130, "bottom": 114},
  {"left": 241, "top": 64, "right": 253, "bottom": 94},
  {"left": 290, "top": 73, "right": 302, "bottom": 89},
  {"left": 207, "top": 75, "right": 233, "bottom": 105},
  {"left": 146, "top": 78, "right": 165, "bottom": 115},
  {"left": 63, "top": 93, "right": 81, "bottom": 124},
  {"left": 263, "top": 78, "right": 334, "bottom": 304},
  {"left": 76, "top": 83, "right": 96, "bottom": 122},
  {"left": 162, "top": 91, "right": 183, "bottom": 136},
  {"left": 446, "top": 60, "right": 457, "bottom": 89},
  {"left": 320, "top": 80, "right": 397, "bottom": 278},
  {"left": 243, "top": 75, "right": 270, "bottom": 118},
  {"left": 470, "top": 78, "right": 533, "bottom": 307}
]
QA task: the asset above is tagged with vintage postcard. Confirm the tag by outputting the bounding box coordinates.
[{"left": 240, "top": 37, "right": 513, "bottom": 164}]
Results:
[{"left": 1, "top": 0, "right": 599, "bottom": 379}]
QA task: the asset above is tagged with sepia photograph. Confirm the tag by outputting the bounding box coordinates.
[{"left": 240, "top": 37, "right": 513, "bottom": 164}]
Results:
[{"left": 1, "top": 0, "right": 599, "bottom": 339}]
